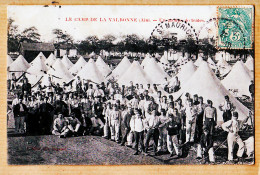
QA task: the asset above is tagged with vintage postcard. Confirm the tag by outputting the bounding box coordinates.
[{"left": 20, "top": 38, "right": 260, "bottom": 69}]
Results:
[{"left": 6, "top": 5, "right": 254, "bottom": 165}]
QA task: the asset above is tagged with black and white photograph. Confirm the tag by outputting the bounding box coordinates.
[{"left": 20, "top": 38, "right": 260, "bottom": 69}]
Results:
[{"left": 7, "top": 5, "right": 254, "bottom": 165}]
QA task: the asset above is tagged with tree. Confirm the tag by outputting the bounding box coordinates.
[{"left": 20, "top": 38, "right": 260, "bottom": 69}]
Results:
[
  {"left": 77, "top": 35, "right": 99, "bottom": 55},
  {"left": 52, "top": 28, "right": 73, "bottom": 44},
  {"left": 183, "top": 35, "right": 198, "bottom": 59},
  {"left": 7, "top": 18, "right": 20, "bottom": 52},
  {"left": 99, "top": 34, "right": 116, "bottom": 55},
  {"left": 20, "top": 26, "right": 41, "bottom": 42}
]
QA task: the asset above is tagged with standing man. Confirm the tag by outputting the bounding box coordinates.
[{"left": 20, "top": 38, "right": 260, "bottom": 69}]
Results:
[
  {"left": 21, "top": 78, "right": 31, "bottom": 96},
  {"left": 195, "top": 96, "right": 207, "bottom": 143},
  {"left": 38, "top": 96, "right": 54, "bottom": 135},
  {"left": 249, "top": 80, "right": 254, "bottom": 102},
  {"left": 222, "top": 112, "right": 249, "bottom": 163},
  {"left": 219, "top": 95, "right": 235, "bottom": 122},
  {"left": 185, "top": 99, "right": 197, "bottom": 143},
  {"left": 13, "top": 96, "right": 28, "bottom": 134},
  {"left": 166, "top": 111, "right": 182, "bottom": 158},
  {"left": 121, "top": 105, "right": 133, "bottom": 146},
  {"left": 197, "top": 127, "right": 215, "bottom": 164},
  {"left": 144, "top": 97, "right": 160, "bottom": 155},
  {"left": 203, "top": 100, "right": 217, "bottom": 135},
  {"left": 103, "top": 102, "right": 112, "bottom": 139},
  {"left": 157, "top": 108, "right": 170, "bottom": 154},
  {"left": 130, "top": 109, "right": 145, "bottom": 155},
  {"left": 110, "top": 104, "right": 121, "bottom": 143}
]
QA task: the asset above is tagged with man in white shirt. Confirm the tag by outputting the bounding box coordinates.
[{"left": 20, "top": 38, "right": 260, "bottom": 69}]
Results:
[
  {"left": 185, "top": 99, "right": 197, "bottom": 143},
  {"left": 66, "top": 112, "right": 81, "bottom": 136},
  {"left": 110, "top": 104, "right": 121, "bottom": 143},
  {"left": 222, "top": 112, "right": 249, "bottom": 163},
  {"left": 130, "top": 109, "right": 145, "bottom": 155},
  {"left": 103, "top": 102, "right": 112, "bottom": 139},
  {"left": 94, "top": 85, "right": 105, "bottom": 98},
  {"left": 171, "top": 76, "right": 180, "bottom": 92},
  {"left": 219, "top": 95, "right": 235, "bottom": 122},
  {"left": 86, "top": 84, "right": 95, "bottom": 98},
  {"left": 12, "top": 93, "right": 19, "bottom": 107},
  {"left": 144, "top": 100, "right": 160, "bottom": 155},
  {"left": 138, "top": 84, "right": 145, "bottom": 95},
  {"left": 52, "top": 113, "right": 70, "bottom": 138},
  {"left": 128, "top": 95, "right": 139, "bottom": 109}
]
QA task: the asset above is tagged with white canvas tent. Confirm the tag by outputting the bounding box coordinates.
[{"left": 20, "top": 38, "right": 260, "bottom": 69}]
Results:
[
  {"left": 76, "top": 58, "right": 105, "bottom": 84},
  {"left": 215, "top": 51, "right": 225, "bottom": 61},
  {"left": 31, "top": 52, "right": 47, "bottom": 65},
  {"left": 95, "top": 56, "right": 111, "bottom": 77},
  {"left": 42, "top": 59, "right": 74, "bottom": 86},
  {"left": 7, "top": 55, "right": 13, "bottom": 67},
  {"left": 155, "top": 53, "right": 161, "bottom": 59},
  {"left": 245, "top": 55, "right": 254, "bottom": 71},
  {"left": 26, "top": 55, "right": 49, "bottom": 84},
  {"left": 8, "top": 55, "right": 30, "bottom": 78},
  {"left": 141, "top": 54, "right": 152, "bottom": 67},
  {"left": 69, "top": 56, "right": 87, "bottom": 75},
  {"left": 62, "top": 55, "right": 74, "bottom": 70},
  {"left": 207, "top": 57, "right": 217, "bottom": 69},
  {"left": 45, "top": 53, "right": 57, "bottom": 67},
  {"left": 89, "top": 52, "right": 96, "bottom": 58},
  {"left": 222, "top": 61, "right": 253, "bottom": 97},
  {"left": 144, "top": 57, "right": 170, "bottom": 84},
  {"left": 169, "top": 61, "right": 197, "bottom": 86},
  {"left": 217, "top": 56, "right": 231, "bottom": 76},
  {"left": 225, "top": 52, "right": 231, "bottom": 61},
  {"left": 194, "top": 56, "right": 204, "bottom": 67},
  {"left": 118, "top": 61, "right": 151, "bottom": 86},
  {"left": 160, "top": 54, "right": 170, "bottom": 65},
  {"left": 175, "top": 55, "right": 188, "bottom": 66},
  {"left": 110, "top": 56, "right": 131, "bottom": 80},
  {"left": 172, "top": 61, "right": 249, "bottom": 123}
]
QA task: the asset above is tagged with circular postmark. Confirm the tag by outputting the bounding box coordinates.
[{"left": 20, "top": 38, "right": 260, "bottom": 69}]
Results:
[
  {"left": 150, "top": 18, "right": 199, "bottom": 44},
  {"left": 149, "top": 19, "right": 199, "bottom": 66}
]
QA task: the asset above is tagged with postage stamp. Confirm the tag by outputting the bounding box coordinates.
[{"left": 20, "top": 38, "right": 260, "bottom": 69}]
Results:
[{"left": 217, "top": 6, "right": 254, "bottom": 49}]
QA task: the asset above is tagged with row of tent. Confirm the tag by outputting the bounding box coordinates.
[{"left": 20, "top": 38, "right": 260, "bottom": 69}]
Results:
[
  {"left": 7, "top": 52, "right": 253, "bottom": 122},
  {"left": 7, "top": 52, "right": 254, "bottom": 92}
]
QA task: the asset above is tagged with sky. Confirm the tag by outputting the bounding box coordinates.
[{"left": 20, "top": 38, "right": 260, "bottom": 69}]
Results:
[{"left": 8, "top": 5, "right": 218, "bottom": 42}]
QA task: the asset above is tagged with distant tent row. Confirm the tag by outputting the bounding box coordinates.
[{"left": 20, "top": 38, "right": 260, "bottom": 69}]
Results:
[{"left": 7, "top": 51, "right": 254, "bottom": 124}]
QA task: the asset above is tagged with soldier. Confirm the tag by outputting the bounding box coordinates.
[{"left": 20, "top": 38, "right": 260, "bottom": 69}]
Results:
[
  {"left": 144, "top": 97, "right": 160, "bottom": 155},
  {"left": 219, "top": 95, "right": 235, "bottom": 122},
  {"left": 66, "top": 112, "right": 82, "bottom": 136},
  {"left": 166, "top": 111, "right": 182, "bottom": 157},
  {"left": 130, "top": 109, "right": 145, "bottom": 155},
  {"left": 110, "top": 104, "right": 121, "bottom": 143},
  {"left": 185, "top": 99, "right": 197, "bottom": 143},
  {"left": 222, "top": 112, "right": 249, "bottom": 163},
  {"left": 203, "top": 100, "right": 217, "bottom": 135},
  {"left": 13, "top": 96, "right": 28, "bottom": 134},
  {"left": 52, "top": 113, "right": 70, "bottom": 138}
]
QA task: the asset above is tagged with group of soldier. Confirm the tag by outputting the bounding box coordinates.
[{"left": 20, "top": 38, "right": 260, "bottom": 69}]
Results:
[{"left": 9, "top": 75, "right": 253, "bottom": 164}]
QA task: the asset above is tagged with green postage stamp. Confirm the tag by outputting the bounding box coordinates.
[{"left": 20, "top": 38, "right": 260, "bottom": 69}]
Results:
[{"left": 217, "top": 6, "right": 254, "bottom": 49}]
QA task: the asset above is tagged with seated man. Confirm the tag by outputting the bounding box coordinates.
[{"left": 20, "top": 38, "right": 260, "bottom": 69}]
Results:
[
  {"left": 52, "top": 113, "right": 69, "bottom": 138},
  {"left": 90, "top": 114, "right": 104, "bottom": 136},
  {"left": 66, "top": 112, "right": 81, "bottom": 136}
]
